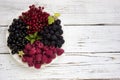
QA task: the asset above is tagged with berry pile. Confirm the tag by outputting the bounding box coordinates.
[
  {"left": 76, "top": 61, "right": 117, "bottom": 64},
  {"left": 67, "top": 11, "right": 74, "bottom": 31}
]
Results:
[
  {"left": 7, "top": 19, "right": 29, "bottom": 54},
  {"left": 19, "top": 5, "right": 50, "bottom": 34},
  {"left": 38, "top": 19, "right": 65, "bottom": 47},
  {"left": 7, "top": 5, "right": 65, "bottom": 69},
  {"left": 22, "top": 41, "right": 64, "bottom": 69}
]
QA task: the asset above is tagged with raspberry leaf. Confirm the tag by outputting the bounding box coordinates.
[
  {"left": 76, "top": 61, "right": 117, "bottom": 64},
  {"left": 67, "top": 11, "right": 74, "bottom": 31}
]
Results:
[
  {"left": 25, "top": 36, "right": 31, "bottom": 41},
  {"left": 29, "top": 34, "right": 35, "bottom": 38},
  {"left": 30, "top": 39, "right": 35, "bottom": 44},
  {"left": 34, "top": 32, "right": 38, "bottom": 37},
  {"left": 36, "top": 36, "right": 41, "bottom": 40},
  {"left": 25, "top": 32, "right": 41, "bottom": 44}
]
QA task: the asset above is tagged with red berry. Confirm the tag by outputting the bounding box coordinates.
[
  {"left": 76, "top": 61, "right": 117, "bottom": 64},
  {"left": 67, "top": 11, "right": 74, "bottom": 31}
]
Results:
[
  {"left": 56, "top": 48, "right": 64, "bottom": 56},
  {"left": 50, "top": 46, "right": 57, "bottom": 53},
  {"left": 34, "top": 41, "right": 40, "bottom": 44},
  {"left": 34, "top": 63, "right": 41, "bottom": 69},
  {"left": 29, "top": 47, "right": 36, "bottom": 55},
  {"left": 20, "top": 5, "right": 50, "bottom": 34},
  {"left": 49, "top": 46, "right": 55, "bottom": 49},
  {"left": 34, "top": 41, "right": 44, "bottom": 48},
  {"left": 51, "top": 54, "right": 56, "bottom": 59},
  {"left": 53, "top": 49, "right": 57, "bottom": 53},
  {"left": 28, "top": 62, "right": 34, "bottom": 67},
  {"left": 23, "top": 49, "right": 28, "bottom": 54},
  {"left": 43, "top": 46, "right": 49, "bottom": 51},
  {"left": 41, "top": 55, "right": 48, "bottom": 63},
  {"left": 46, "top": 58, "right": 52, "bottom": 64},
  {"left": 26, "top": 57, "right": 33, "bottom": 63},
  {"left": 25, "top": 43, "right": 32, "bottom": 50},
  {"left": 22, "top": 57, "right": 27, "bottom": 62},
  {"left": 45, "top": 50, "right": 53, "bottom": 57},
  {"left": 38, "top": 43, "right": 44, "bottom": 49},
  {"left": 35, "top": 54, "right": 42, "bottom": 61}
]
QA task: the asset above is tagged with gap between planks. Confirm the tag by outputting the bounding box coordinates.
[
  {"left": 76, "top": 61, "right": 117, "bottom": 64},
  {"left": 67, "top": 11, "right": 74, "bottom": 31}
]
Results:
[
  {"left": 1, "top": 0, "right": 120, "bottom": 24},
  {"left": 1, "top": 24, "right": 120, "bottom": 27}
]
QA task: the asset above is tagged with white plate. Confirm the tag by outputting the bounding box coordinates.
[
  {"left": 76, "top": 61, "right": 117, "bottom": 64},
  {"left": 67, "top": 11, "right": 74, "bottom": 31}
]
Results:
[{"left": 6, "top": 16, "right": 65, "bottom": 69}]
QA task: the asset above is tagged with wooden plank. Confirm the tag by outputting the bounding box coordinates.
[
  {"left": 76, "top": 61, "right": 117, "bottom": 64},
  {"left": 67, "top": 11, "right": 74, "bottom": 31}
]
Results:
[
  {"left": 0, "top": 27, "right": 8, "bottom": 53},
  {"left": 62, "top": 26, "right": 120, "bottom": 52},
  {"left": 0, "top": 53, "right": 120, "bottom": 79},
  {"left": 1, "top": 26, "right": 120, "bottom": 53},
  {"left": 0, "top": 0, "right": 120, "bottom": 24}
]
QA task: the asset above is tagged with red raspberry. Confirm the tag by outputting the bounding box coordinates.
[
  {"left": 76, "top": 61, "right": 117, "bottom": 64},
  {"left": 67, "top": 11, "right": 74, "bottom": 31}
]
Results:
[
  {"left": 56, "top": 48, "right": 64, "bottom": 56},
  {"left": 26, "top": 57, "right": 33, "bottom": 63},
  {"left": 34, "top": 41, "right": 44, "bottom": 48},
  {"left": 37, "top": 42, "right": 44, "bottom": 49},
  {"left": 34, "top": 40, "right": 40, "bottom": 45},
  {"left": 50, "top": 46, "right": 57, "bottom": 53},
  {"left": 43, "top": 46, "right": 49, "bottom": 51},
  {"left": 35, "top": 48, "right": 42, "bottom": 54},
  {"left": 41, "top": 55, "right": 48, "bottom": 63},
  {"left": 51, "top": 54, "right": 56, "bottom": 59},
  {"left": 29, "top": 47, "right": 36, "bottom": 55},
  {"left": 22, "top": 56, "right": 33, "bottom": 67},
  {"left": 34, "top": 63, "right": 41, "bottom": 69},
  {"left": 46, "top": 58, "right": 52, "bottom": 64},
  {"left": 25, "top": 43, "right": 32, "bottom": 50},
  {"left": 28, "top": 62, "right": 34, "bottom": 67},
  {"left": 49, "top": 46, "right": 55, "bottom": 49},
  {"left": 32, "top": 43, "right": 36, "bottom": 48},
  {"left": 22, "top": 56, "right": 27, "bottom": 62},
  {"left": 35, "top": 54, "right": 42, "bottom": 61},
  {"left": 23, "top": 49, "right": 28, "bottom": 54},
  {"left": 53, "top": 49, "right": 57, "bottom": 53},
  {"left": 45, "top": 50, "right": 53, "bottom": 57}
]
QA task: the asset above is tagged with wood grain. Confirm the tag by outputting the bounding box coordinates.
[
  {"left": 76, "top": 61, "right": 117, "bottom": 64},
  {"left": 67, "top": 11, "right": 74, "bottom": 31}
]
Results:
[
  {"left": 1, "top": 26, "right": 120, "bottom": 53},
  {"left": 0, "top": 0, "right": 120, "bottom": 24},
  {"left": 0, "top": 0, "right": 120, "bottom": 79},
  {"left": 0, "top": 53, "right": 120, "bottom": 80}
]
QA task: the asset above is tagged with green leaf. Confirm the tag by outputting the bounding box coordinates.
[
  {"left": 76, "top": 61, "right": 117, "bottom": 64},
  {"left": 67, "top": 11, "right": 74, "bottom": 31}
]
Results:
[
  {"left": 34, "top": 32, "right": 38, "bottom": 37},
  {"left": 48, "top": 16, "right": 54, "bottom": 25},
  {"left": 29, "top": 34, "right": 34, "bottom": 38},
  {"left": 54, "top": 13, "right": 60, "bottom": 18},
  {"left": 30, "top": 39, "right": 35, "bottom": 44},
  {"left": 36, "top": 36, "right": 41, "bottom": 40},
  {"left": 25, "top": 32, "right": 41, "bottom": 44},
  {"left": 25, "top": 36, "right": 31, "bottom": 41}
]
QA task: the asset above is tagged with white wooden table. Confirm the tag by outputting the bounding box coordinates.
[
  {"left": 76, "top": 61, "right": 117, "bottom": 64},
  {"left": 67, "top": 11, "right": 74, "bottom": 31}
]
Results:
[{"left": 0, "top": 0, "right": 120, "bottom": 80}]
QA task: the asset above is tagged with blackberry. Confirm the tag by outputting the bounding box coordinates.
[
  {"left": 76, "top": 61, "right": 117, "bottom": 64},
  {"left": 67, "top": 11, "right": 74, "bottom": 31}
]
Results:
[
  {"left": 12, "top": 50, "right": 16, "bottom": 54},
  {"left": 51, "top": 41, "right": 56, "bottom": 46},
  {"left": 49, "top": 30, "right": 54, "bottom": 34},
  {"left": 38, "top": 19, "right": 65, "bottom": 48},
  {"left": 7, "top": 18, "right": 29, "bottom": 54},
  {"left": 55, "top": 19, "right": 61, "bottom": 25},
  {"left": 46, "top": 34, "right": 51, "bottom": 39},
  {"left": 51, "top": 35, "right": 57, "bottom": 40}
]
